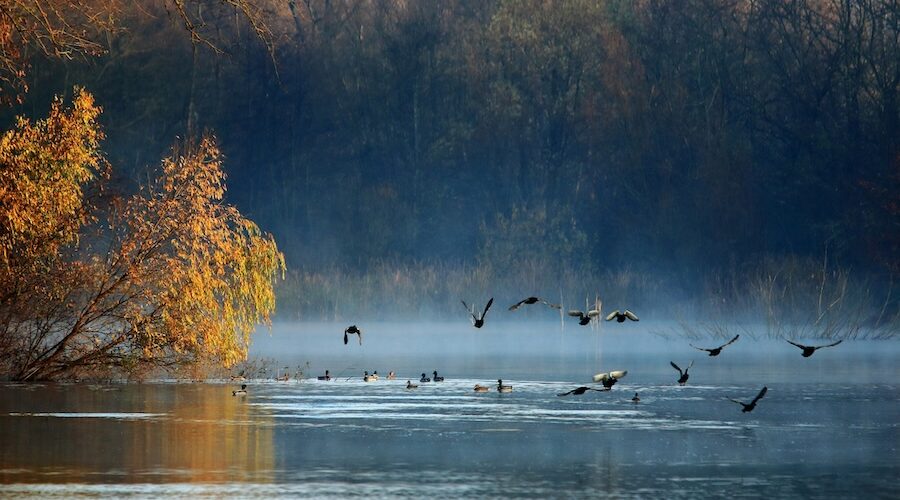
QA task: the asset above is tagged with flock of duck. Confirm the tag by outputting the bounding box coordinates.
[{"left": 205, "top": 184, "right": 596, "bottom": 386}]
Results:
[{"left": 236, "top": 295, "right": 846, "bottom": 413}]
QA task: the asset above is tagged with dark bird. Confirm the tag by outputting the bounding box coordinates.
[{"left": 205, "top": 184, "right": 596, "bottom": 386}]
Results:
[
  {"left": 670, "top": 360, "right": 694, "bottom": 385},
  {"left": 343, "top": 325, "right": 362, "bottom": 345},
  {"left": 420, "top": 373, "right": 431, "bottom": 383},
  {"left": 232, "top": 384, "right": 247, "bottom": 396},
  {"left": 690, "top": 334, "right": 739, "bottom": 356},
  {"left": 557, "top": 386, "right": 604, "bottom": 396},
  {"left": 497, "top": 379, "right": 513, "bottom": 393},
  {"left": 729, "top": 386, "right": 768, "bottom": 413},
  {"left": 605, "top": 310, "right": 639, "bottom": 322},
  {"left": 631, "top": 393, "right": 640, "bottom": 403},
  {"left": 317, "top": 370, "right": 331, "bottom": 381},
  {"left": 786, "top": 339, "right": 843, "bottom": 357},
  {"left": 406, "top": 380, "right": 418, "bottom": 389},
  {"left": 432, "top": 370, "right": 445, "bottom": 382},
  {"left": 508, "top": 297, "right": 561, "bottom": 311},
  {"left": 568, "top": 309, "right": 601, "bottom": 325},
  {"left": 462, "top": 298, "right": 493, "bottom": 328}
]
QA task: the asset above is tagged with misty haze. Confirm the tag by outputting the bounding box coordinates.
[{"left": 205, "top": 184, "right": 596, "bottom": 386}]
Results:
[{"left": 0, "top": 1, "right": 898, "bottom": 498}]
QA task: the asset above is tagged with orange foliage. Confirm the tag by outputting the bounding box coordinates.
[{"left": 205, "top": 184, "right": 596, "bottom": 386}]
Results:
[{"left": 0, "top": 90, "right": 285, "bottom": 380}]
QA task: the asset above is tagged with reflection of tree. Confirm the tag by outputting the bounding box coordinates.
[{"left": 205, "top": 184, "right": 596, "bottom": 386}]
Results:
[{"left": 0, "top": 384, "right": 274, "bottom": 482}]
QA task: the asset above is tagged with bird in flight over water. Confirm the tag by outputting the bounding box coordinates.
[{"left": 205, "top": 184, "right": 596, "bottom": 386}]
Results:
[
  {"left": 690, "top": 334, "right": 740, "bottom": 356},
  {"left": 508, "top": 297, "right": 561, "bottom": 311},
  {"left": 568, "top": 309, "right": 601, "bottom": 325},
  {"left": 344, "top": 325, "right": 362, "bottom": 345},
  {"left": 785, "top": 339, "right": 842, "bottom": 357},
  {"left": 605, "top": 310, "right": 639, "bottom": 322},
  {"left": 462, "top": 298, "right": 493, "bottom": 328},
  {"left": 557, "top": 386, "right": 605, "bottom": 396},
  {"left": 670, "top": 360, "right": 694, "bottom": 385},
  {"left": 728, "top": 386, "right": 768, "bottom": 413}
]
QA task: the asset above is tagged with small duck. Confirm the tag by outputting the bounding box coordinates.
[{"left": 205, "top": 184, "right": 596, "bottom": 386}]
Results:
[
  {"left": 420, "top": 373, "right": 431, "bottom": 383},
  {"left": 363, "top": 370, "right": 376, "bottom": 382},
  {"left": 670, "top": 360, "right": 694, "bottom": 385},
  {"left": 232, "top": 384, "right": 247, "bottom": 396},
  {"left": 432, "top": 370, "right": 445, "bottom": 382},
  {"left": 406, "top": 380, "right": 418, "bottom": 389},
  {"left": 728, "top": 386, "right": 768, "bottom": 413},
  {"left": 317, "top": 370, "right": 332, "bottom": 381},
  {"left": 691, "top": 334, "right": 740, "bottom": 356},
  {"left": 387, "top": 371, "right": 396, "bottom": 380},
  {"left": 474, "top": 384, "right": 490, "bottom": 392},
  {"left": 786, "top": 339, "right": 842, "bottom": 357},
  {"left": 462, "top": 297, "right": 493, "bottom": 328},
  {"left": 631, "top": 392, "right": 640, "bottom": 403},
  {"left": 497, "top": 379, "right": 513, "bottom": 393},
  {"left": 343, "top": 325, "right": 363, "bottom": 345},
  {"left": 605, "top": 310, "right": 639, "bottom": 322}
]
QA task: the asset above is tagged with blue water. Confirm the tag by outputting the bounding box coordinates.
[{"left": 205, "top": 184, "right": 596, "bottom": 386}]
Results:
[{"left": 0, "top": 324, "right": 898, "bottom": 498}]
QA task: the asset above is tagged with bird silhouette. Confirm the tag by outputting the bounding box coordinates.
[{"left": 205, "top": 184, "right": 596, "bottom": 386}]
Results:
[
  {"left": 557, "top": 386, "right": 604, "bottom": 396},
  {"left": 343, "top": 325, "right": 362, "bottom": 345},
  {"left": 786, "top": 339, "right": 842, "bottom": 357},
  {"left": 631, "top": 392, "right": 640, "bottom": 403},
  {"left": 462, "top": 298, "right": 493, "bottom": 328},
  {"left": 729, "top": 386, "right": 768, "bottom": 413},
  {"left": 420, "top": 373, "right": 431, "bottom": 383},
  {"left": 605, "top": 310, "right": 639, "bottom": 322},
  {"left": 568, "top": 309, "right": 601, "bottom": 325},
  {"left": 670, "top": 360, "right": 694, "bottom": 385},
  {"left": 406, "top": 380, "right": 418, "bottom": 389},
  {"left": 497, "top": 379, "right": 513, "bottom": 392},
  {"left": 432, "top": 370, "right": 444, "bottom": 382},
  {"left": 508, "top": 297, "right": 561, "bottom": 311},
  {"left": 690, "top": 334, "right": 739, "bottom": 356}
]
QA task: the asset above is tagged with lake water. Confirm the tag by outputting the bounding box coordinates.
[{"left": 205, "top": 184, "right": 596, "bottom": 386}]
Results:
[{"left": 1, "top": 322, "right": 898, "bottom": 498}]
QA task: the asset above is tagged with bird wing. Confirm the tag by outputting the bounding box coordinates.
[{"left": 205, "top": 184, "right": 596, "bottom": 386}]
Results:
[
  {"left": 605, "top": 310, "right": 620, "bottom": 321},
  {"left": 592, "top": 372, "right": 609, "bottom": 382},
  {"left": 343, "top": 332, "right": 348, "bottom": 345},
  {"left": 624, "top": 310, "right": 640, "bottom": 321},
  {"left": 785, "top": 339, "right": 806, "bottom": 350},
  {"left": 557, "top": 389, "right": 575, "bottom": 396},
  {"left": 461, "top": 300, "right": 477, "bottom": 321},
  {"left": 567, "top": 310, "right": 584, "bottom": 317},
  {"left": 482, "top": 298, "right": 494, "bottom": 318},
  {"left": 358, "top": 331, "right": 363, "bottom": 345},
  {"left": 508, "top": 299, "right": 526, "bottom": 311},
  {"left": 542, "top": 300, "right": 562, "bottom": 309},
  {"left": 721, "top": 334, "right": 740, "bottom": 348},
  {"left": 751, "top": 386, "right": 767, "bottom": 405},
  {"left": 689, "top": 343, "right": 711, "bottom": 352},
  {"left": 728, "top": 398, "right": 745, "bottom": 406},
  {"left": 686, "top": 360, "right": 694, "bottom": 372},
  {"left": 820, "top": 339, "right": 843, "bottom": 349},
  {"left": 609, "top": 370, "right": 627, "bottom": 379},
  {"left": 587, "top": 310, "right": 601, "bottom": 317},
  {"left": 670, "top": 361, "right": 683, "bottom": 374}
]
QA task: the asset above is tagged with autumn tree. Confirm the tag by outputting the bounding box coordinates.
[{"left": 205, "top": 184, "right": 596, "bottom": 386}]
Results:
[{"left": 0, "top": 91, "right": 284, "bottom": 380}]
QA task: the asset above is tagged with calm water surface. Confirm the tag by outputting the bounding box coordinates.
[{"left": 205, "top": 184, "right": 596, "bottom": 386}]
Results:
[{"left": 0, "top": 324, "right": 897, "bottom": 498}]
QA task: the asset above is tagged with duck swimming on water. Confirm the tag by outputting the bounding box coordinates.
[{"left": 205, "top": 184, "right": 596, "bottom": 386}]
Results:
[
  {"left": 317, "top": 370, "right": 331, "bottom": 381},
  {"left": 474, "top": 384, "right": 490, "bottom": 392},
  {"left": 232, "top": 384, "right": 247, "bottom": 396},
  {"left": 432, "top": 370, "right": 444, "bottom": 382},
  {"left": 420, "top": 373, "right": 431, "bottom": 383},
  {"left": 497, "top": 379, "right": 513, "bottom": 393},
  {"left": 631, "top": 392, "right": 640, "bottom": 403},
  {"left": 406, "top": 380, "right": 418, "bottom": 389}
]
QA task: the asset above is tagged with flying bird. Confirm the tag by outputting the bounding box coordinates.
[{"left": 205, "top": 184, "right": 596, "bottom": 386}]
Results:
[
  {"left": 605, "top": 310, "right": 639, "bottom": 322},
  {"left": 462, "top": 298, "right": 493, "bottom": 328},
  {"left": 785, "top": 339, "right": 843, "bottom": 357},
  {"left": 690, "top": 334, "right": 739, "bottom": 356},
  {"left": 508, "top": 297, "right": 561, "bottom": 311},
  {"left": 729, "top": 386, "right": 768, "bottom": 413},
  {"left": 343, "top": 325, "right": 362, "bottom": 345},
  {"left": 568, "top": 309, "right": 601, "bottom": 325},
  {"left": 670, "top": 360, "right": 694, "bottom": 385},
  {"left": 557, "top": 386, "right": 604, "bottom": 396},
  {"left": 593, "top": 370, "right": 627, "bottom": 389}
]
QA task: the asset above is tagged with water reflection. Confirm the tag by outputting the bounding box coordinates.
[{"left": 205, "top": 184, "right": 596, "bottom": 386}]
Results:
[{"left": 0, "top": 384, "right": 274, "bottom": 483}]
